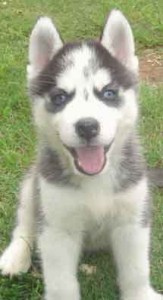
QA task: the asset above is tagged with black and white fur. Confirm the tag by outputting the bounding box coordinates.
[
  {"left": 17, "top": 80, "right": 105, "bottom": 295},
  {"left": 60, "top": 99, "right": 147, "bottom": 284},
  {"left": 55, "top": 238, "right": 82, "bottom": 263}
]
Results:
[{"left": 0, "top": 10, "right": 162, "bottom": 300}]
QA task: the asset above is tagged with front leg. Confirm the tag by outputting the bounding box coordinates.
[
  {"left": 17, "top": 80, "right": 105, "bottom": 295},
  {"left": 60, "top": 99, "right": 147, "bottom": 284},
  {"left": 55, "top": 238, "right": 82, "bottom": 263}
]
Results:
[
  {"left": 39, "top": 227, "right": 82, "bottom": 300},
  {"left": 0, "top": 172, "right": 36, "bottom": 275},
  {"left": 38, "top": 177, "right": 85, "bottom": 300},
  {"left": 110, "top": 224, "right": 162, "bottom": 300}
]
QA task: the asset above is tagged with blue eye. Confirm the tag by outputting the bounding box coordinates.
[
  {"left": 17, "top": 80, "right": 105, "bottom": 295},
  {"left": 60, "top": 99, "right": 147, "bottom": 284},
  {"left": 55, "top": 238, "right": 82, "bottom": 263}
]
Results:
[
  {"left": 54, "top": 93, "right": 67, "bottom": 105},
  {"left": 103, "top": 89, "right": 117, "bottom": 100},
  {"left": 51, "top": 92, "right": 68, "bottom": 106},
  {"left": 94, "top": 86, "right": 120, "bottom": 107}
]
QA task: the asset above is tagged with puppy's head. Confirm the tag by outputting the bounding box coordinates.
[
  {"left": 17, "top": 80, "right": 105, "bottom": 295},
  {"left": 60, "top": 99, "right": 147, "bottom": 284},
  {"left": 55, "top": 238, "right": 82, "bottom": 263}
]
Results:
[{"left": 28, "top": 10, "right": 139, "bottom": 176}]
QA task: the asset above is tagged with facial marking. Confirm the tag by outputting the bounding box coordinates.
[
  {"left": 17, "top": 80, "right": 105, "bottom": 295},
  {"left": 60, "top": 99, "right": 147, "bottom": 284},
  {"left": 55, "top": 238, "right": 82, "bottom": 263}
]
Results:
[
  {"left": 84, "top": 89, "right": 89, "bottom": 101},
  {"left": 93, "top": 68, "right": 111, "bottom": 91},
  {"left": 55, "top": 47, "right": 114, "bottom": 108},
  {"left": 56, "top": 46, "right": 96, "bottom": 95}
]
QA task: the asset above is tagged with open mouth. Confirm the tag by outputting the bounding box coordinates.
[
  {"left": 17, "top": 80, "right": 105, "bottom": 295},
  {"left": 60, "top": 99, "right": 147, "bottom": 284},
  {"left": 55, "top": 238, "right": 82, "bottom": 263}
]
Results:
[{"left": 65, "top": 142, "right": 113, "bottom": 176}]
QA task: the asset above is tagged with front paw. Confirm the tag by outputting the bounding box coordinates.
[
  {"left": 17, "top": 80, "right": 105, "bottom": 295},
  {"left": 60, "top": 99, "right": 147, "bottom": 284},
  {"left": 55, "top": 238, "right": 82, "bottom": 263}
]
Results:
[
  {"left": 149, "top": 291, "right": 163, "bottom": 300},
  {"left": 0, "top": 239, "right": 31, "bottom": 276},
  {"left": 45, "top": 279, "right": 80, "bottom": 300},
  {"left": 122, "top": 288, "right": 163, "bottom": 300}
]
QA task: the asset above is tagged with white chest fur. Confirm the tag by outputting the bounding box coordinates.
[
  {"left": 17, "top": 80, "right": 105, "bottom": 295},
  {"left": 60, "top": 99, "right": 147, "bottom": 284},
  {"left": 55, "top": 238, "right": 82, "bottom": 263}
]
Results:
[{"left": 39, "top": 175, "right": 148, "bottom": 231}]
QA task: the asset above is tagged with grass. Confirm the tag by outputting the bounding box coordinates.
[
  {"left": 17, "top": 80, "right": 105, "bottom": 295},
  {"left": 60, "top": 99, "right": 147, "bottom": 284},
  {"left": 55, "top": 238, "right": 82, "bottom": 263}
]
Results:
[{"left": 0, "top": 0, "right": 163, "bottom": 299}]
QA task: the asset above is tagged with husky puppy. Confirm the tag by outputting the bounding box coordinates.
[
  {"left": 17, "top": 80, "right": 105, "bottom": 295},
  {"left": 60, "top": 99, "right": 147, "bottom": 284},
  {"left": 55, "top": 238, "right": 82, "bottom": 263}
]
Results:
[{"left": 0, "top": 10, "right": 162, "bottom": 300}]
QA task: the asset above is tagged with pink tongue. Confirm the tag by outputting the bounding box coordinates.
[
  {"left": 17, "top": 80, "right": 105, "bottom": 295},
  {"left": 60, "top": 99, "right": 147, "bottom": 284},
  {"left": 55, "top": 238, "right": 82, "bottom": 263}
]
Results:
[{"left": 76, "top": 146, "right": 105, "bottom": 175}]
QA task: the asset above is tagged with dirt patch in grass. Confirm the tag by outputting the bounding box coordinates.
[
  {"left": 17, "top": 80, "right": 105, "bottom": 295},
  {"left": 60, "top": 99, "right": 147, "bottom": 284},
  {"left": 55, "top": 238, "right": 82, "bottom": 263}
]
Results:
[{"left": 140, "top": 49, "right": 163, "bottom": 84}]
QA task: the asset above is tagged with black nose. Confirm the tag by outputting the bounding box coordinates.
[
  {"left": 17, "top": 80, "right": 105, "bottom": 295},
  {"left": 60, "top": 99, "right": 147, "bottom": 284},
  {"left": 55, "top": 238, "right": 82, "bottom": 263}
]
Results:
[{"left": 75, "top": 118, "right": 100, "bottom": 141}]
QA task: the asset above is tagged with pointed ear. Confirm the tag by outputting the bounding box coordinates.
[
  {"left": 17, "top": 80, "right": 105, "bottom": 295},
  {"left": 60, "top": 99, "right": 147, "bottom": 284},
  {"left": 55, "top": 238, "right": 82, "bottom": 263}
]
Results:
[
  {"left": 101, "top": 10, "right": 138, "bottom": 73},
  {"left": 28, "top": 17, "right": 63, "bottom": 78}
]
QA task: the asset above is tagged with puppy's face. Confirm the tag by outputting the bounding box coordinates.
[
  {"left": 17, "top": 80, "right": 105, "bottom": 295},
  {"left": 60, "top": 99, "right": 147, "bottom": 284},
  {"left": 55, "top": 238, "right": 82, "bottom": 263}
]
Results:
[{"left": 28, "top": 11, "right": 139, "bottom": 176}]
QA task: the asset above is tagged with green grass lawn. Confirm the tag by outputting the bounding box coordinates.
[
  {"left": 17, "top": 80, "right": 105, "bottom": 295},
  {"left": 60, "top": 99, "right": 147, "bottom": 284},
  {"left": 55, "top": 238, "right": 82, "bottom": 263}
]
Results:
[{"left": 0, "top": 0, "right": 163, "bottom": 299}]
